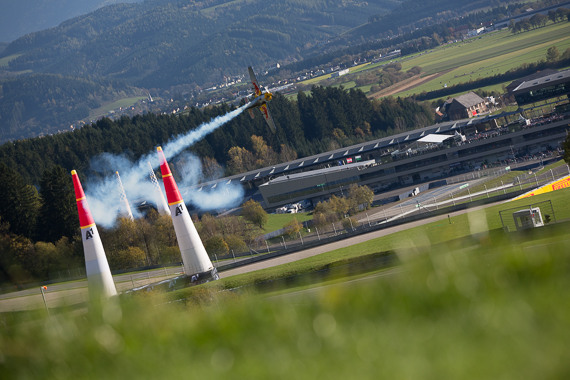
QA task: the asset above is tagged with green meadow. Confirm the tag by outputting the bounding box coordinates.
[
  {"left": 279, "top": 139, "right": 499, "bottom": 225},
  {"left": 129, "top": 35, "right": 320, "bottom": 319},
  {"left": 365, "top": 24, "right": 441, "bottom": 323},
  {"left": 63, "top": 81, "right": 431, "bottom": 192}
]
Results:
[
  {"left": 395, "top": 22, "right": 570, "bottom": 97},
  {"left": 263, "top": 211, "right": 312, "bottom": 233},
  {"left": 87, "top": 96, "right": 148, "bottom": 121},
  {"left": 0, "top": 54, "right": 21, "bottom": 68},
  {"left": 300, "top": 22, "right": 570, "bottom": 99},
  {"left": 3, "top": 184, "right": 569, "bottom": 378}
]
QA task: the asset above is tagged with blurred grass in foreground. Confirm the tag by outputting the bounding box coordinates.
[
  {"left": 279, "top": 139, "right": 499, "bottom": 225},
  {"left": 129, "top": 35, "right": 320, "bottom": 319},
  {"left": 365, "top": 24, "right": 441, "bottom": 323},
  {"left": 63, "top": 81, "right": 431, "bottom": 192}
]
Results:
[{"left": 2, "top": 223, "right": 569, "bottom": 379}]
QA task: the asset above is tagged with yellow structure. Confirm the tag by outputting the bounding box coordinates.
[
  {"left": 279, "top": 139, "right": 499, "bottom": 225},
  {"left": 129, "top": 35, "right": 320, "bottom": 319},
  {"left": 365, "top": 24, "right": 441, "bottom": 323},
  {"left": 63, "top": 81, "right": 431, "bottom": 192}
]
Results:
[{"left": 513, "top": 175, "right": 570, "bottom": 200}]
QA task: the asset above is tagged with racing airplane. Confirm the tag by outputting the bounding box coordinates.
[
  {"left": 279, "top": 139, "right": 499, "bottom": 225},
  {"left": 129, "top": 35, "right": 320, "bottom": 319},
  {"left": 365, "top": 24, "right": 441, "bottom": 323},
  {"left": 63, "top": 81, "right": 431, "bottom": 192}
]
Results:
[{"left": 243, "top": 66, "right": 277, "bottom": 132}]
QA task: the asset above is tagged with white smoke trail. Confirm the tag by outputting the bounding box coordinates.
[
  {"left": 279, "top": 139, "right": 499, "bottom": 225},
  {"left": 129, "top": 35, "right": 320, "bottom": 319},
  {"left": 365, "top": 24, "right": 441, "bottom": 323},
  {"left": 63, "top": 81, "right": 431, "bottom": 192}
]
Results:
[{"left": 85, "top": 106, "right": 246, "bottom": 227}]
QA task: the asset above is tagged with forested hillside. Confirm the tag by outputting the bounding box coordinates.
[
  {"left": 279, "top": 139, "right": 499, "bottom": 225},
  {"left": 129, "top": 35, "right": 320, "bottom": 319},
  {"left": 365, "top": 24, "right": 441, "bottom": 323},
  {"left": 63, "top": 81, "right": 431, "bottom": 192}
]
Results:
[
  {"left": 0, "top": 0, "right": 142, "bottom": 43},
  {"left": 0, "top": 87, "right": 433, "bottom": 186},
  {"left": 0, "top": 74, "right": 143, "bottom": 141},
  {"left": 1, "top": 0, "right": 399, "bottom": 88}
]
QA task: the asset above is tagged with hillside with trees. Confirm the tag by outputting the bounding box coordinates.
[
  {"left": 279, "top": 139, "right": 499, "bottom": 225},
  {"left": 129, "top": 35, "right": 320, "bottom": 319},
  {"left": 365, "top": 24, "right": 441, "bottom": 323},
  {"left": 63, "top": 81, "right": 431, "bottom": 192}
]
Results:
[
  {"left": 3, "top": 0, "right": 558, "bottom": 141},
  {"left": 0, "top": 73, "right": 144, "bottom": 141},
  {"left": 1, "top": 0, "right": 399, "bottom": 88},
  {"left": 0, "top": 86, "right": 433, "bottom": 186},
  {"left": 0, "top": 0, "right": 143, "bottom": 43},
  {"left": 0, "top": 0, "right": 404, "bottom": 142}
]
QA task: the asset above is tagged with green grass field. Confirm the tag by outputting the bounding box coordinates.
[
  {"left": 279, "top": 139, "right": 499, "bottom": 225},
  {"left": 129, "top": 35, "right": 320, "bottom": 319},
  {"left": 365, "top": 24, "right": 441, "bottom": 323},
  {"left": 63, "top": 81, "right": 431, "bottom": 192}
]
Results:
[
  {"left": 3, "top": 186, "right": 570, "bottom": 378},
  {"left": 0, "top": 54, "right": 21, "bottom": 68},
  {"left": 394, "top": 22, "right": 570, "bottom": 97},
  {"left": 88, "top": 96, "right": 147, "bottom": 120},
  {"left": 225, "top": 186, "right": 570, "bottom": 288},
  {"left": 300, "top": 22, "right": 570, "bottom": 99},
  {"left": 263, "top": 211, "right": 312, "bottom": 233}
]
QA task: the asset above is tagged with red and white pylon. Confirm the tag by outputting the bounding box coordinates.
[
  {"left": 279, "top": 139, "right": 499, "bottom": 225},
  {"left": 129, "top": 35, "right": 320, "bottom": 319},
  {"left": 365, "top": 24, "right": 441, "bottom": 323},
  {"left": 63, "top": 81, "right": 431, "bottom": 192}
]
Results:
[{"left": 71, "top": 170, "right": 117, "bottom": 299}]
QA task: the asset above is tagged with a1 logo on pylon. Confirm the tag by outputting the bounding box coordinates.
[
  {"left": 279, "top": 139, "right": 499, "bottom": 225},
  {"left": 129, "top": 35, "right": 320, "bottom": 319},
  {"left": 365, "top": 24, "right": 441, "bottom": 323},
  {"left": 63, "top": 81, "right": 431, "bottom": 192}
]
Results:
[
  {"left": 175, "top": 204, "right": 184, "bottom": 216},
  {"left": 85, "top": 227, "right": 94, "bottom": 240}
]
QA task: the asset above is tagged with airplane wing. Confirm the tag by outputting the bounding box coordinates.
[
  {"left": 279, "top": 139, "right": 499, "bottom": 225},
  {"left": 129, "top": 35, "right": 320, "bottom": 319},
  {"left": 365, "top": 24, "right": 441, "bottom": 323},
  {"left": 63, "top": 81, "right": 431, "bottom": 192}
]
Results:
[
  {"left": 248, "top": 66, "right": 262, "bottom": 96},
  {"left": 259, "top": 103, "right": 276, "bottom": 132}
]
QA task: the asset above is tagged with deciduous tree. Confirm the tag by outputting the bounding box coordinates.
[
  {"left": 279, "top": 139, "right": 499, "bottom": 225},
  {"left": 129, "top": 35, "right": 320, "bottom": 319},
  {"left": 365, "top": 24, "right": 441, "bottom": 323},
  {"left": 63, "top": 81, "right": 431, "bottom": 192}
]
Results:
[
  {"left": 241, "top": 199, "right": 268, "bottom": 228},
  {"left": 347, "top": 184, "right": 374, "bottom": 214},
  {"left": 283, "top": 218, "right": 302, "bottom": 238}
]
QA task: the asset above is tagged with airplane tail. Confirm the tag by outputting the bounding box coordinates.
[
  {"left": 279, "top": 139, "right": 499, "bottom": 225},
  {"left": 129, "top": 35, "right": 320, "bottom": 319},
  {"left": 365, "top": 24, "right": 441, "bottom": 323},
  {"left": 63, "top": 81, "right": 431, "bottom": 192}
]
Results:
[{"left": 248, "top": 66, "right": 262, "bottom": 96}]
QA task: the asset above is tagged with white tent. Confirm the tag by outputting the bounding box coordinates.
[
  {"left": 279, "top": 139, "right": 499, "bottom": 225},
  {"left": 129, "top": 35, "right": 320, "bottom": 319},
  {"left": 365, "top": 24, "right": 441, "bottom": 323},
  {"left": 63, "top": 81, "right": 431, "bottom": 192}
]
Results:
[{"left": 416, "top": 134, "right": 454, "bottom": 144}]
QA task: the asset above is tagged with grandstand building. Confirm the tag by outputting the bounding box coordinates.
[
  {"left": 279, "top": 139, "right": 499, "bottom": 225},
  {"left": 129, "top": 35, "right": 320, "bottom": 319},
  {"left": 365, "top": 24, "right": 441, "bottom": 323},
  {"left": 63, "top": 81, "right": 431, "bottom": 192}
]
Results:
[
  {"left": 191, "top": 110, "right": 568, "bottom": 209},
  {"left": 511, "top": 69, "right": 570, "bottom": 107}
]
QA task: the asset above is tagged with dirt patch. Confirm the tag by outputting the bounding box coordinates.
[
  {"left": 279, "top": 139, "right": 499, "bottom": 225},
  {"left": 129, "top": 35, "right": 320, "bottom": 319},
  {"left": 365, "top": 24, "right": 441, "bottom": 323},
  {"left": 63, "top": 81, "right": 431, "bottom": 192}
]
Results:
[{"left": 369, "top": 71, "right": 449, "bottom": 99}]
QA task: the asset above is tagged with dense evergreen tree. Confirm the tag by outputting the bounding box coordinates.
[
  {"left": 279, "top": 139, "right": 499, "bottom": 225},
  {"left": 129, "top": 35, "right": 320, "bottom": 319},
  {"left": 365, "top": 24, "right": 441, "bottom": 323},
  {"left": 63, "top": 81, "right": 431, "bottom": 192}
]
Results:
[
  {"left": 0, "top": 163, "right": 40, "bottom": 238},
  {"left": 36, "top": 165, "right": 77, "bottom": 243}
]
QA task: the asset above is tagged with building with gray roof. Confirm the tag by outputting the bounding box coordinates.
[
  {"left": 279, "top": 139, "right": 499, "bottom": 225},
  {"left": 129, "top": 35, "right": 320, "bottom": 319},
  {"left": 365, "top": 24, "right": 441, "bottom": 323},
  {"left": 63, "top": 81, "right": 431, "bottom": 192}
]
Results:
[
  {"left": 512, "top": 69, "right": 570, "bottom": 106},
  {"left": 446, "top": 92, "right": 488, "bottom": 120}
]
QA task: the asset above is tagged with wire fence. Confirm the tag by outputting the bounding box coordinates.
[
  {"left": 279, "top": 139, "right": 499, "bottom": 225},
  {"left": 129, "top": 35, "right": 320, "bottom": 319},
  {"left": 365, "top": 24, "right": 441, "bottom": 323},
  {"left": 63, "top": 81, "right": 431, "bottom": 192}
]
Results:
[{"left": 213, "top": 162, "right": 570, "bottom": 269}]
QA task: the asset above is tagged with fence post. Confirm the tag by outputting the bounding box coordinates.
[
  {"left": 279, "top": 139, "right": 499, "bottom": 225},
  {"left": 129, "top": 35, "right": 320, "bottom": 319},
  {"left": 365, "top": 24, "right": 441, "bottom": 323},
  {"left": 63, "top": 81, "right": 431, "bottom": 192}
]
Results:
[
  {"left": 40, "top": 286, "right": 49, "bottom": 316},
  {"left": 282, "top": 236, "right": 287, "bottom": 249},
  {"left": 366, "top": 213, "right": 371, "bottom": 227},
  {"left": 332, "top": 223, "right": 337, "bottom": 236},
  {"left": 265, "top": 240, "right": 270, "bottom": 254},
  {"left": 484, "top": 185, "right": 489, "bottom": 198},
  {"left": 502, "top": 180, "right": 506, "bottom": 194},
  {"left": 231, "top": 249, "right": 236, "bottom": 263},
  {"left": 316, "top": 226, "right": 320, "bottom": 241},
  {"left": 298, "top": 231, "right": 304, "bottom": 245}
]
